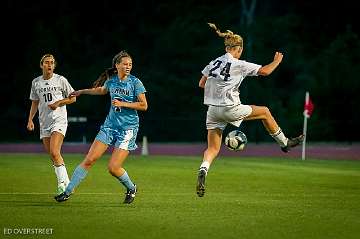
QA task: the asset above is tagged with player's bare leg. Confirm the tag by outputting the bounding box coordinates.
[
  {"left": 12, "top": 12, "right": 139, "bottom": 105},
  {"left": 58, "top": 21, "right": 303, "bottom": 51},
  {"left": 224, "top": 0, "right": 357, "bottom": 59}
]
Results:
[
  {"left": 245, "top": 105, "right": 303, "bottom": 152},
  {"left": 197, "top": 128, "right": 222, "bottom": 197},
  {"left": 43, "top": 132, "right": 70, "bottom": 194},
  {"left": 109, "top": 149, "right": 137, "bottom": 204}
]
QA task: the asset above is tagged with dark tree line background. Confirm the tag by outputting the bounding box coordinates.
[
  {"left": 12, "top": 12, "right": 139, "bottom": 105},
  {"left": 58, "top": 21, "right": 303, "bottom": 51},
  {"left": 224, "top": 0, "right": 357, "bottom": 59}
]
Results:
[{"left": 2, "top": 0, "right": 359, "bottom": 143}]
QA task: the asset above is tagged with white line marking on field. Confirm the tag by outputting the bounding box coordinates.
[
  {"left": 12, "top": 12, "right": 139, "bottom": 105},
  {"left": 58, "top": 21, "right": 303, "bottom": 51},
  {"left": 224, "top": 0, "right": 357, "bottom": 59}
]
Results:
[{"left": 0, "top": 192, "right": 118, "bottom": 195}]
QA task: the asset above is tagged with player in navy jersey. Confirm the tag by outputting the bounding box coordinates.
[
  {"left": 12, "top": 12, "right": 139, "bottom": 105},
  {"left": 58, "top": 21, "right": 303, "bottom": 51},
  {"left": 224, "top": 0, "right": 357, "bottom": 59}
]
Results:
[
  {"left": 27, "top": 54, "right": 76, "bottom": 195},
  {"left": 55, "top": 51, "right": 147, "bottom": 204},
  {"left": 196, "top": 23, "right": 304, "bottom": 197}
]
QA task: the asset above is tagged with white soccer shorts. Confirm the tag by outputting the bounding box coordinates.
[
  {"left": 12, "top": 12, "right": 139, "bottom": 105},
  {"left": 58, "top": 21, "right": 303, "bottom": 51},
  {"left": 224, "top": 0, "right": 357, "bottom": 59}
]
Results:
[
  {"left": 40, "top": 122, "right": 68, "bottom": 139},
  {"left": 206, "top": 104, "right": 252, "bottom": 130}
]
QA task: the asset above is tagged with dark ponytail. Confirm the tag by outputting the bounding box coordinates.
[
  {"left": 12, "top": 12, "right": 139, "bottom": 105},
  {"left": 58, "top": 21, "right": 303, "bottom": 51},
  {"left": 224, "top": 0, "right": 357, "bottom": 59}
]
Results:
[{"left": 92, "top": 68, "right": 117, "bottom": 88}]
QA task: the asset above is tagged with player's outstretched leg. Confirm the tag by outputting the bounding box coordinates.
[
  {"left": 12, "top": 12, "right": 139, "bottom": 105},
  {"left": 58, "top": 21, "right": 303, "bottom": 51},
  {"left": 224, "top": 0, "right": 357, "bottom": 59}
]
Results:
[
  {"left": 54, "top": 164, "right": 70, "bottom": 195},
  {"left": 281, "top": 135, "right": 305, "bottom": 153},
  {"left": 123, "top": 184, "right": 137, "bottom": 204},
  {"left": 196, "top": 168, "right": 207, "bottom": 197}
]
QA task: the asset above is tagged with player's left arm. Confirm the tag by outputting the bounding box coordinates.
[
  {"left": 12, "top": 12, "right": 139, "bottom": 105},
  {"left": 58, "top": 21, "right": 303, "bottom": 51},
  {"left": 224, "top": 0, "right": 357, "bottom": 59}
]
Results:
[
  {"left": 48, "top": 96, "right": 76, "bottom": 110},
  {"left": 112, "top": 93, "right": 148, "bottom": 111},
  {"left": 257, "top": 52, "right": 283, "bottom": 76}
]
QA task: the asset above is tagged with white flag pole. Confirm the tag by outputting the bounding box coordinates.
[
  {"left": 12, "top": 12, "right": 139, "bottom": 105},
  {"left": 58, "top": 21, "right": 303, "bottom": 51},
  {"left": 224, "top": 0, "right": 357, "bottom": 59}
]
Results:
[{"left": 301, "top": 92, "right": 309, "bottom": 160}]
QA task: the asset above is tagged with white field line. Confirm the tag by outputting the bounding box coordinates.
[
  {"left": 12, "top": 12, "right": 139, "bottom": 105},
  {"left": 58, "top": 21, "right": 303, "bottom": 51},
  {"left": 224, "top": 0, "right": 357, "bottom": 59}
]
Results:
[{"left": 0, "top": 192, "right": 118, "bottom": 195}]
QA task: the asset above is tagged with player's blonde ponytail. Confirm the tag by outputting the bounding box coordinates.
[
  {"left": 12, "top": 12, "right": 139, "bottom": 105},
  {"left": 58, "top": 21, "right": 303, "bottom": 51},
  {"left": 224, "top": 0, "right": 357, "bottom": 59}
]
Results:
[{"left": 208, "top": 23, "right": 243, "bottom": 48}]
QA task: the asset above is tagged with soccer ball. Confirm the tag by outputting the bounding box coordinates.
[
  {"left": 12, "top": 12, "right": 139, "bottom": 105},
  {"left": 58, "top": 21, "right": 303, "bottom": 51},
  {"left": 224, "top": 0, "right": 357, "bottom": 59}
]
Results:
[{"left": 224, "top": 130, "right": 247, "bottom": 151}]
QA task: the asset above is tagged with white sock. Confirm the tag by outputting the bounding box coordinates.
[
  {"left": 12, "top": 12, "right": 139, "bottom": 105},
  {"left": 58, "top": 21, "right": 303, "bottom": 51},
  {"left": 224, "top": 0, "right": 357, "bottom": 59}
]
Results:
[
  {"left": 54, "top": 164, "right": 70, "bottom": 185},
  {"left": 271, "top": 128, "right": 288, "bottom": 147},
  {"left": 199, "top": 161, "right": 210, "bottom": 175}
]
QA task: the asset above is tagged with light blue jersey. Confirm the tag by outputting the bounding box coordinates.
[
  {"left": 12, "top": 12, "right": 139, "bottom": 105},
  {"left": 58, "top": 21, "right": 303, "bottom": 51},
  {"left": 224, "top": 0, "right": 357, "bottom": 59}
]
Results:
[
  {"left": 95, "top": 74, "right": 146, "bottom": 150},
  {"left": 103, "top": 74, "right": 146, "bottom": 129}
]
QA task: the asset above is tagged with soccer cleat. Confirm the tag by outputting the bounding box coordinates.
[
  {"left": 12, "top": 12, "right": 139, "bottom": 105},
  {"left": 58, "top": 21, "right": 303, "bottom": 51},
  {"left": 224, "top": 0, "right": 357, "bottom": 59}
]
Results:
[
  {"left": 123, "top": 184, "right": 137, "bottom": 204},
  {"left": 281, "top": 134, "right": 305, "bottom": 153},
  {"left": 54, "top": 192, "right": 70, "bottom": 202},
  {"left": 196, "top": 170, "right": 206, "bottom": 197},
  {"left": 57, "top": 182, "right": 66, "bottom": 195}
]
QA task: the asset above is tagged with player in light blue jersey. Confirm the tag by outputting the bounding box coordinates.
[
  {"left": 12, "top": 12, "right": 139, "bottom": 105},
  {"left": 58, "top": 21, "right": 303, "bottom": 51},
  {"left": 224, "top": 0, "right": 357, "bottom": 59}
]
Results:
[
  {"left": 55, "top": 50, "right": 148, "bottom": 204},
  {"left": 196, "top": 23, "right": 304, "bottom": 197}
]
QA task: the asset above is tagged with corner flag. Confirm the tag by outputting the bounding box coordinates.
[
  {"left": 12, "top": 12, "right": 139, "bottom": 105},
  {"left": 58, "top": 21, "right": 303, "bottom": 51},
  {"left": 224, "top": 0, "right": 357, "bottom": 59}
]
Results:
[
  {"left": 302, "top": 92, "right": 314, "bottom": 160},
  {"left": 304, "top": 93, "right": 314, "bottom": 118}
]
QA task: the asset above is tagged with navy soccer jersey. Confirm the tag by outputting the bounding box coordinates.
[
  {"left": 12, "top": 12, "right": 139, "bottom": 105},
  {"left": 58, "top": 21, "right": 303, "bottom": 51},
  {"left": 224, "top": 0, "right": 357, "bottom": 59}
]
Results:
[{"left": 102, "top": 74, "right": 146, "bottom": 130}]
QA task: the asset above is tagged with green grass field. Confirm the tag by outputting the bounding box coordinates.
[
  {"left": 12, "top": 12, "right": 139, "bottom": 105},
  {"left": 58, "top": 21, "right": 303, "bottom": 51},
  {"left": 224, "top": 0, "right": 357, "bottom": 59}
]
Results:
[{"left": 0, "top": 153, "right": 359, "bottom": 239}]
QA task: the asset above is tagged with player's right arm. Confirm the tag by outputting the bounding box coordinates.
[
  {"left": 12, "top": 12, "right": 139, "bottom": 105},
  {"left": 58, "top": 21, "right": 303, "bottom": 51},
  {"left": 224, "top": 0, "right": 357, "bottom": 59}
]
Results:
[
  {"left": 199, "top": 75, "right": 208, "bottom": 88},
  {"left": 27, "top": 100, "right": 39, "bottom": 131},
  {"left": 199, "top": 62, "right": 211, "bottom": 88},
  {"left": 70, "top": 86, "right": 108, "bottom": 97}
]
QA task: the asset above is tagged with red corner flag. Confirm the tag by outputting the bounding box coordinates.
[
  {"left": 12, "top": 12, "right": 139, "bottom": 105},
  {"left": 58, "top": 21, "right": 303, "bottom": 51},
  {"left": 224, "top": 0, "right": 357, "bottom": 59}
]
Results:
[
  {"left": 302, "top": 91, "right": 314, "bottom": 160},
  {"left": 304, "top": 92, "right": 314, "bottom": 118}
]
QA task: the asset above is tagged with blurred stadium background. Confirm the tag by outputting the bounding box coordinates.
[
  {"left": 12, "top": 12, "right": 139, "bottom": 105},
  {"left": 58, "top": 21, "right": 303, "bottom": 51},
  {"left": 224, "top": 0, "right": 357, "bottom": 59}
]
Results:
[
  {"left": 1, "top": 0, "right": 359, "bottom": 159},
  {"left": 2, "top": 0, "right": 359, "bottom": 143}
]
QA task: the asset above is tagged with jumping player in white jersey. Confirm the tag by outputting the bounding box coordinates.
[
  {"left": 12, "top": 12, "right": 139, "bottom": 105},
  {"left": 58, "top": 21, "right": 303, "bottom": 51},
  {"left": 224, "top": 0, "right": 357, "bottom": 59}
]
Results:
[
  {"left": 196, "top": 23, "right": 304, "bottom": 197},
  {"left": 27, "top": 54, "right": 76, "bottom": 195},
  {"left": 54, "top": 50, "right": 148, "bottom": 204}
]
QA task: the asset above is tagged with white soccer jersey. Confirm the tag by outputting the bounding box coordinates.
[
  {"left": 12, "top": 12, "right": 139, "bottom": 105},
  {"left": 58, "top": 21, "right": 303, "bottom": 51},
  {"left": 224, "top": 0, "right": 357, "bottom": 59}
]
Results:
[
  {"left": 29, "top": 73, "right": 74, "bottom": 131},
  {"left": 202, "top": 53, "right": 261, "bottom": 106}
]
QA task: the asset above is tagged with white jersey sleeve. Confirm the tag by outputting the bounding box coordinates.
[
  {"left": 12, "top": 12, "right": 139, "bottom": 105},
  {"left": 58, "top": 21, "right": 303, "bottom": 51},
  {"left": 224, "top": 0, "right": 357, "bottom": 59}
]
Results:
[
  {"left": 235, "top": 60, "right": 262, "bottom": 77},
  {"left": 201, "top": 64, "right": 210, "bottom": 77},
  {"left": 203, "top": 53, "right": 261, "bottom": 106},
  {"left": 30, "top": 78, "right": 40, "bottom": 101},
  {"left": 60, "top": 76, "right": 75, "bottom": 97}
]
